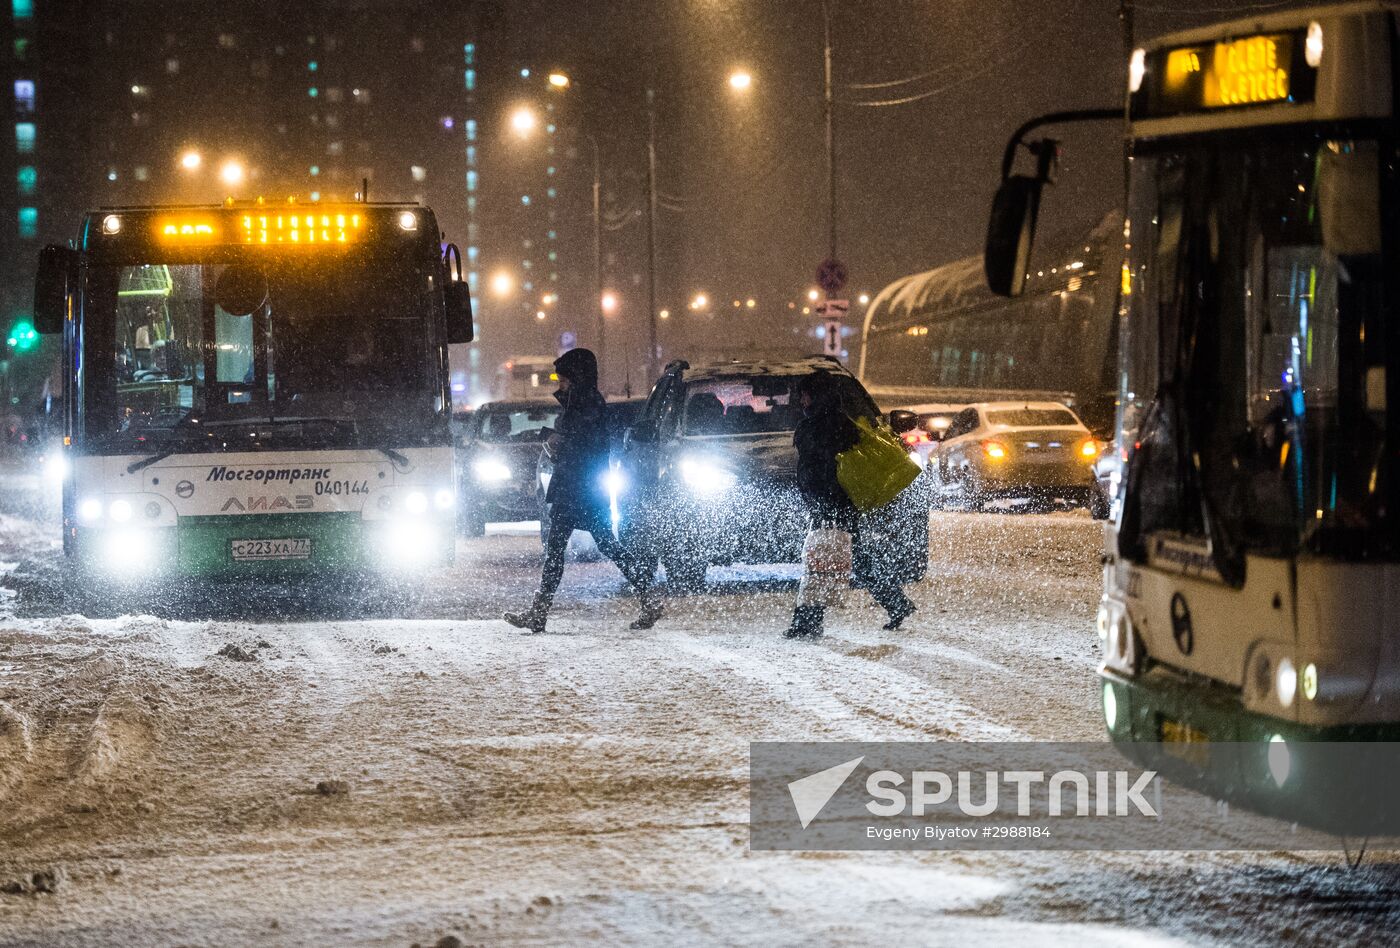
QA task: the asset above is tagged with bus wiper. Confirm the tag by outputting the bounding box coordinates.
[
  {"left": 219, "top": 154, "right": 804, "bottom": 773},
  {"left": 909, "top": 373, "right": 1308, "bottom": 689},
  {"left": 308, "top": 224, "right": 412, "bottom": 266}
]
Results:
[
  {"left": 377, "top": 447, "right": 411, "bottom": 469},
  {"left": 127, "top": 450, "right": 178, "bottom": 475}
]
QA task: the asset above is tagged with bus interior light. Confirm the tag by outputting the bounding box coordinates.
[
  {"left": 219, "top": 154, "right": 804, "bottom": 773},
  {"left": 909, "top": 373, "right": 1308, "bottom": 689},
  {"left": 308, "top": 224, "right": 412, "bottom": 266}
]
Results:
[{"left": 1305, "top": 21, "right": 1324, "bottom": 68}]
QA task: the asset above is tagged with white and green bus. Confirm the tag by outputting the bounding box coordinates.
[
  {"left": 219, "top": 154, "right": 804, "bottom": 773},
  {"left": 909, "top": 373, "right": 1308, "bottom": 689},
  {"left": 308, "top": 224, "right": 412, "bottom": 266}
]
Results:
[
  {"left": 33, "top": 201, "right": 473, "bottom": 582},
  {"left": 987, "top": 3, "right": 1400, "bottom": 830}
]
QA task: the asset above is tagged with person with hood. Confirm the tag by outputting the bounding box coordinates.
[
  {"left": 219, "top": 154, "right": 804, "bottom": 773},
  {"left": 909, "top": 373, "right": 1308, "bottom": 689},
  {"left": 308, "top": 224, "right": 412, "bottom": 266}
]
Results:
[
  {"left": 503, "top": 347, "right": 663, "bottom": 634},
  {"left": 787, "top": 370, "right": 916, "bottom": 639}
]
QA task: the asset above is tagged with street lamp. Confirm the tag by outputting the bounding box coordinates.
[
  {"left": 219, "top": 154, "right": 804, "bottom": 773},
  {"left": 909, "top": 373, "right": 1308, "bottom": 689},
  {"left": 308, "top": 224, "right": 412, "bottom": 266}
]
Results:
[
  {"left": 219, "top": 160, "right": 245, "bottom": 187},
  {"left": 510, "top": 106, "right": 538, "bottom": 137},
  {"left": 490, "top": 271, "right": 516, "bottom": 298},
  {"left": 689, "top": 293, "right": 708, "bottom": 311},
  {"left": 601, "top": 291, "right": 619, "bottom": 314},
  {"left": 548, "top": 72, "right": 571, "bottom": 89},
  {"left": 180, "top": 150, "right": 202, "bottom": 171},
  {"left": 728, "top": 69, "right": 753, "bottom": 92}
]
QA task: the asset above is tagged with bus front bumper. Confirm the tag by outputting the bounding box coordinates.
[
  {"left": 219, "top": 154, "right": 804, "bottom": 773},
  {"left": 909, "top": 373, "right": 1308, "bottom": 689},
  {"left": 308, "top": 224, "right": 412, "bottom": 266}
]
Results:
[
  {"left": 70, "top": 512, "right": 455, "bottom": 579},
  {"left": 1101, "top": 666, "right": 1400, "bottom": 835}
]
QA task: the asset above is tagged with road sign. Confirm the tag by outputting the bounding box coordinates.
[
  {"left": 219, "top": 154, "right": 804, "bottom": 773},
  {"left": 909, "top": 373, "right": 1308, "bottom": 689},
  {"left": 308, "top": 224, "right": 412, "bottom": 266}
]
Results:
[
  {"left": 822, "top": 319, "right": 842, "bottom": 357},
  {"left": 816, "top": 299, "right": 849, "bottom": 319},
  {"left": 816, "top": 258, "right": 848, "bottom": 295}
]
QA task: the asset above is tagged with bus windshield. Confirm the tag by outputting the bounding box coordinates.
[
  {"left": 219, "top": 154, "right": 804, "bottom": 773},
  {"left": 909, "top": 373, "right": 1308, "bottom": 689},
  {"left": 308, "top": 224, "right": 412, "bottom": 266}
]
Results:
[
  {"left": 83, "top": 248, "right": 443, "bottom": 451},
  {"left": 1118, "top": 133, "right": 1395, "bottom": 572}
]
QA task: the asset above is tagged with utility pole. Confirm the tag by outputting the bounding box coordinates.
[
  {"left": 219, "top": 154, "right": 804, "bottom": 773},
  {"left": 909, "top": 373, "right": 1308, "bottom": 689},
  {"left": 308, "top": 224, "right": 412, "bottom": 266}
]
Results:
[
  {"left": 588, "top": 134, "right": 605, "bottom": 390},
  {"left": 644, "top": 86, "right": 660, "bottom": 385},
  {"left": 821, "top": 0, "right": 837, "bottom": 269}
]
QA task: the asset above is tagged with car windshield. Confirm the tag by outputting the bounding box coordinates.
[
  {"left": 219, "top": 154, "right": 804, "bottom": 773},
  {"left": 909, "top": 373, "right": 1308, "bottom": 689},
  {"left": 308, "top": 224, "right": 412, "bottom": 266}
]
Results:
[
  {"left": 985, "top": 409, "right": 1078, "bottom": 427},
  {"left": 83, "top": 246, "right": 440, "bottom": 449},
  {"left": 476, "top": 405, "right": 559, "bottom": 443},
  {"left": 682, "top": 372, "right": 874, "bottom": 436}
]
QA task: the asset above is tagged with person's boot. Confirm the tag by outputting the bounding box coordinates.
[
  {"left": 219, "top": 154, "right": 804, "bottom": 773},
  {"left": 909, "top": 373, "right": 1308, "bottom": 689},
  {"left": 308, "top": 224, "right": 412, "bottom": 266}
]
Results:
[
  {"left": 629, "top": 596, "right": 664, "bottom": 630},
  {"left": 503, "top": 594, "right": 549, "bottom": 634},
  {"left": 784, "top": 605, "right": 825, "bottom": 640},
  {"left": 882, "top": 594, "right": 916, "bottom": 631}
]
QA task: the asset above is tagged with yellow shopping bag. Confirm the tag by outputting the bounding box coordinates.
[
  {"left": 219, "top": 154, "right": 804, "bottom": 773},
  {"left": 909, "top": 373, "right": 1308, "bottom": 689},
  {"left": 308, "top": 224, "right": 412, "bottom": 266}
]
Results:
[{"left": 836, "top": 415, "right": 921, "bottom": 511}]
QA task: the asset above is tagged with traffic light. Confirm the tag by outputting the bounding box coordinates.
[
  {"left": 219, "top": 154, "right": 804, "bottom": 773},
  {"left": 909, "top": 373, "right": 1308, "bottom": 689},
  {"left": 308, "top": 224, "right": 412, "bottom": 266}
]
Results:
[{"left": 6, "top": 321, "right": 38, "bottom": 351}]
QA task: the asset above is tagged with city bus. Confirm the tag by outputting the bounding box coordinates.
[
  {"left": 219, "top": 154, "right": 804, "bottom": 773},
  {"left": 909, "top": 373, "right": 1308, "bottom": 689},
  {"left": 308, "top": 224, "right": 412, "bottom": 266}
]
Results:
[
  {"left": 32, "top": 200, "right": 473, "bottom": 582},
  {"left": 986, "top": 3, "right": 1400, "bottom": 832}
]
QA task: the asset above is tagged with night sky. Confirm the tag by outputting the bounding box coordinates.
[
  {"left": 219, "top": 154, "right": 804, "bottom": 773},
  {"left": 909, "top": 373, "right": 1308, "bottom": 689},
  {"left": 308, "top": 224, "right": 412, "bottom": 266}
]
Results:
[{"left": 480, "top": 0, "right": 1309, "bottom": 368}]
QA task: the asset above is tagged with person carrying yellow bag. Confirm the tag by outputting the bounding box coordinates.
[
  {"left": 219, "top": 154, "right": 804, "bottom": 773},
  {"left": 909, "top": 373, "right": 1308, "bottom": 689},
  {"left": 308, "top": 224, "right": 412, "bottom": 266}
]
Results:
[{"left": 785, "top": 372, "right": 917, "bottom": 640}]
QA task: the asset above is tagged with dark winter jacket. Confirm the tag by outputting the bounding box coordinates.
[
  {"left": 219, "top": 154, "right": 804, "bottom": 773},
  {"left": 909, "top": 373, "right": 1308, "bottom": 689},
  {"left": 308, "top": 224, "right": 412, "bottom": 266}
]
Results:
[
  {"left": 793, "top": 373, "right": 860, "bottom": 528},
  {"left": 544, "top": 348, "right": 611, "bottom": 517}
]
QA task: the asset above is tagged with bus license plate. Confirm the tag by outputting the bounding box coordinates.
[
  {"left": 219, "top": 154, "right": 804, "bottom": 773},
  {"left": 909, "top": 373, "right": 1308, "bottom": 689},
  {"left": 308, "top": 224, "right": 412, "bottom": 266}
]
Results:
[{"left": 231, "top": 538, "right": 312, "bottom": 561}]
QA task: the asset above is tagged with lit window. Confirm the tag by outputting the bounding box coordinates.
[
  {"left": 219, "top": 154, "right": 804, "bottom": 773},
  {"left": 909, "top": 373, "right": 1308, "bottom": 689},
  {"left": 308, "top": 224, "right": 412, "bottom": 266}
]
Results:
[
  {"left": 463, "top": 43, "right": 474, "bottom": 65},
  {"left": 465, "top": 119, "right": 477, "bottom": 141},
  {"left": 14, "top": 80, "right": 34, "bottom": 113},
  {"left": 106, "top": 168, "right": 117, "bottom": 181},
  {"left": 467, "top": 197, "right": 477, "bottom": 213},
  {"left": 14, "top": 38, "right": 30, "bottom": 61},
  {"left": 411, "top": 165, "right": 426, "bottom": 182},
  {"left": 464, "top": 69, "right": 475, "bottom": 91},
  {"left": 547, "top": 166, "right": 556, "bottom": 176},
  {"left": 440, "top": 116, "right": 454, "bottom": 130},
  {"left": 308, "top": 60, "right": 318, "bottom": 71},
  {"left": 520, "top": 68, "right": 530, "bottom": 78},
  {"left": 466, "top": 145, "right": 476, "bottom": 166},
  {"left": 327, "top": 141, "right": 343, "bottom": 155},
  {"left": 325, "top": 87, "right": 342, "bottom": 103},
  {"left": 16, "top": 165, "right": 35, "bottom": 194},
  {"left": 17, "top": 206, "right": 37, "bottom": 238},
  {"left": 309, "top": 165, "right": 319, "bottom": 176},
  {"left": 467, "top": 246, "right": 479, "bottom": 262},
  {"left": 166, "top": 58, "right": 179, "bottom": 74},
  {"left": 218, "top": 33, "right": 237, "bottom": 49},
  {"left": 546, "top": 187, "right": 556, "bottom": 199},
  {"left": 548, "top": 251, "right": 557, "bottom": 262},
  {"left": 466, "top": 170, "right": 478, "bottom": 192},
  {"left": 467, "top": 223, "right": 478, "bottom": 241},
  {"left": 521, "top": 195, "right": 530, "bottom": 205},
  {"left": 13, "top": 0, "right": 33, "bottom": 19},
  {"left": 134, "top": 166, "right": 148, "bottom": 181},
  {"left": 308, "top": 87, "right": 318, "bottom": 98},
  {"left": 522, "top": 259, "right": 532, "bottom": 270},
  {"left": 467, "top": 271, "right": 478, "bottom": 290},
  {"left": 310, "top": 191, "right": 320, "bottom": 201},
  {"left": 14, "top": 122, "right": 35, "bottom": 154},
  {"left": 547, "top": 230, "right": 556, "bottom": 240}
]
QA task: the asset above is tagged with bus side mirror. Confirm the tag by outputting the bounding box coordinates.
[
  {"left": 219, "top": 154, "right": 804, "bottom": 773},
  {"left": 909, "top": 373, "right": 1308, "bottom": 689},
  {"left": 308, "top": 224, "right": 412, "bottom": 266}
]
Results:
[
  {"left": 984, "top": 175, "right": 1043, "bottom": 298},
  {"left": 445, "top": 282, "right": 474, "bottom": 344},
  {"left": 34, "top": 244, "right": 75, "bottom": 335},
  {"left": 442, "top": 242, "right": 474, "bottom": 344}
]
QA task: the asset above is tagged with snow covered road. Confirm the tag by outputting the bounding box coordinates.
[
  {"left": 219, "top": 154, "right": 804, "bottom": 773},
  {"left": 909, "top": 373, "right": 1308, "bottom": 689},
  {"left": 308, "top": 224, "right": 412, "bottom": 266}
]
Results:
[{"left": 0, "top": 509, "right": 1397, "bottom": 946}]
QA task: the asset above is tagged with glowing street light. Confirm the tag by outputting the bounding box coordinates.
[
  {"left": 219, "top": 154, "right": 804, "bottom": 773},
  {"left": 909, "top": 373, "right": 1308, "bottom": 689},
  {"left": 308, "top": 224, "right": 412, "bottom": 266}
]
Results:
[
  {"left": 689, "top": 293, "right": 708, "bottom": 311},
  {"left": 745, "top": 298, "right": 757, "bottom": 309},
  {"left": 659, "top": 309, "right": 671, "bottom": 320},
  {"left": 180, "top": 150, "right": 202, "bottom": 171},
  {"left": 601, "top": 291, "right": 620, "bottom": 314},
  {"left": 219, "top": 160, "right": 245, "bottom": 187},
  {"left": 807, "top": 288, "right": 820, "bottom": 302},
  {"left": 548, "top": 72, "right": 571, "bottom": 89},
  {"left": 491, "top": 271, "right": 516, "bottom": 297},
  {"left": 535, "top": 310, "right": 547, "bottom": 321},
  {"left": 728, "top": 70, "right": 753, "bottom": 92},
  {"left": 858, "top": 293, "right": 871, "bottom": 305},
  {"left": 511, "top": 106, "right": 539, "bottom": 137}
]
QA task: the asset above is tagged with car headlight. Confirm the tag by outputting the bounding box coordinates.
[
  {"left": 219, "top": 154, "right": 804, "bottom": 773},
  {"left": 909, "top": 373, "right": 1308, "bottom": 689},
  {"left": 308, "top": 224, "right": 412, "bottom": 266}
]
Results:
[
  {"left": 602, "top": 469, "right": 627, "bottom": 496},
  {"left": 473, "top": 458, "right": 512, "bottom": 483},
  {"left": 680, "top": 456, "right": 737, "bottom": 494}
]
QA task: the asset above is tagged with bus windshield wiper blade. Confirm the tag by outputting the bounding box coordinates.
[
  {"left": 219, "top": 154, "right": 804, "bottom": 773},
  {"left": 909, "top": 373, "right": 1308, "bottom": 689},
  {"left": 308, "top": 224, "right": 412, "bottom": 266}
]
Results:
[
  {"left": 378, "top": 447, "right": 410, "bottom": 468},
  {"left": 127, "top": 448, "right": 179, "bottom": 474}
]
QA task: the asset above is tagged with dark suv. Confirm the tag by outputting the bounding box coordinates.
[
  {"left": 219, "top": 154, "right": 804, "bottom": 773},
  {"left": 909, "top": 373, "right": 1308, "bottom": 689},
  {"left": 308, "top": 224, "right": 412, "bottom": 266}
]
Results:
[{"left": 617, "top": 357, "right": 930, "bottom": 590}]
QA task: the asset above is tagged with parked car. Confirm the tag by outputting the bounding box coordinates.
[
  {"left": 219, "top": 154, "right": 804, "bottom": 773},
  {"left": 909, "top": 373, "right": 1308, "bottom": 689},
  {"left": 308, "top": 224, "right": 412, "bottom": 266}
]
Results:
[
  {"left": 889, "top": 402, "right": 966, "bottom": 470},
  {"left": 456, "top": 399, "right": 560, "bottom": 535},
  {"left": 616, "top": 357, "right": 930, "bottom": 591},
  {"left": 931, "top": 401, "right": 1109, "bottom": 517}
]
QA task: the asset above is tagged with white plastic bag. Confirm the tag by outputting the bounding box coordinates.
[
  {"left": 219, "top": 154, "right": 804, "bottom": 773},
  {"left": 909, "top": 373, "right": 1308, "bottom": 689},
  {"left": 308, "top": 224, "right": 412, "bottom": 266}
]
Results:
[{"left": 797, "top": 527, "right": 852, "bottom": 608}]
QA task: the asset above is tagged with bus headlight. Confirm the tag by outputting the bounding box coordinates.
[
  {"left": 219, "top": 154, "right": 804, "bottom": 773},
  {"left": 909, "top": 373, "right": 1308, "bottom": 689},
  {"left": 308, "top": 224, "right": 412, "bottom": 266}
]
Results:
[
  {"left": 1275, "top": 657, "right": 1297, "bottom": 708},
  {"left": 1305, "top": 21, "right": 1324, "bottom": 68},
  {"left": 680, "top": 456, "right": 736, "bottom": 494},
  {"left": 1301, "top": 662, "right": 1319, "bottom": 701},
  {"left": 1103, "top": 682, "right": 1118, "bottom": 732},
  {"left": 78, "top": 497, "right": 104, "bottom": 525},
  {"left": 404, "top": 491, "right": 429, "bottom": 515},
  {"left": 383, "top": 521, "right": 436, "bottom": 565},
  {"left": 602, "top": 468, "right": 627, "bottom": 497},
  {"left": 109, "top": 499, "right": 134, "bottom": 523},
  {"left": 104, "top": 530, "right": 155, "bottom": 575},
  {"left": 473, "top": 458, "right": 512, "bottom": 483}
]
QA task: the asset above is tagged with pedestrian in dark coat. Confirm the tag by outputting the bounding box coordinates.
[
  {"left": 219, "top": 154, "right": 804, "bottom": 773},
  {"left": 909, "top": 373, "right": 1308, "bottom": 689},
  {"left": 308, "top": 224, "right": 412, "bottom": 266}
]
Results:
[
  {"left": 786, "top": 371, "right": 915, "bottom": 639},
  {"left": 504, "top": 347, "right": 662, "bottom": 633}
]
